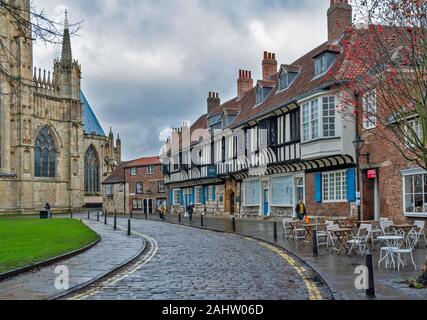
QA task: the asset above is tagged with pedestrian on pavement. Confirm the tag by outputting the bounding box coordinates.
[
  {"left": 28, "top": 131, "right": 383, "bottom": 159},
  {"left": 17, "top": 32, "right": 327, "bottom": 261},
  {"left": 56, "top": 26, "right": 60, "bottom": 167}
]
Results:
[
  {"left": 187, "top": 203, "right": 194, "bottom": 222},
  {"left": 158, "top": 205, "right": 166, "bottom": 221},
  {"left": 45, "top": 203, "right": 51, "bottom": 219},
  {"left": 295, "top": 199, "right": 306, "bottom": 221}
]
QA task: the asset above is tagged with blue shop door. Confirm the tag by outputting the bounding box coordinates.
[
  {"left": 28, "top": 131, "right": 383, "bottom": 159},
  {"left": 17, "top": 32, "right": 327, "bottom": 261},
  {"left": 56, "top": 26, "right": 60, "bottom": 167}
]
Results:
[{"left": 263, "top": 189, "right": 269, "bottom": 217}]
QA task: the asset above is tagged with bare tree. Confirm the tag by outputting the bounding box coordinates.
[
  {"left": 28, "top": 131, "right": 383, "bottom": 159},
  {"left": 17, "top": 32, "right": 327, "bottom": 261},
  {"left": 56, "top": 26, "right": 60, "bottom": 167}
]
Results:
[
  {"left": 336, "top": 0, "right": 426, "bottom": 285},
  {"left": 0, "top": 0, "right": 81, "bottom": 91}
]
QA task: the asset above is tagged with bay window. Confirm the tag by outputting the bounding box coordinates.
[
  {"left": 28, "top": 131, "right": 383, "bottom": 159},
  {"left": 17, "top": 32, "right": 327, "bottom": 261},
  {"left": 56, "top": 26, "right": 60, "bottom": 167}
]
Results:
[
  {"left": 301, "top": 96, "right": 336, "bottom": 143},
  {"left": 404, "top": 172, "right": 427, "bottom": 215}
]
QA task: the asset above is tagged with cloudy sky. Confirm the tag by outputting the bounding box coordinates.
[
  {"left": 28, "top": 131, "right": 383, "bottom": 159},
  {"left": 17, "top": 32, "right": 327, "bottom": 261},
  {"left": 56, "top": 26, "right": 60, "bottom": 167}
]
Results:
[{"left": 33, "top": 0, "right": 330, "bottom": 161}]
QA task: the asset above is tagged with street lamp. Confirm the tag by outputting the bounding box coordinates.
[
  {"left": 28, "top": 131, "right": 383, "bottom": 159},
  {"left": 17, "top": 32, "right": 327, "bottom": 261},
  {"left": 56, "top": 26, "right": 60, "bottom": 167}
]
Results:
[{"left": 353, "top": 135, "right": 371, "bottom": 221}]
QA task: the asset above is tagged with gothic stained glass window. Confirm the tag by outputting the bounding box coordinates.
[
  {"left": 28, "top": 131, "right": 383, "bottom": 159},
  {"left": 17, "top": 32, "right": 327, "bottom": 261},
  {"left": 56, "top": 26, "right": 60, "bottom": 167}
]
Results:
[
  {"left": 85, "top": 145, "right": 100, "bottom": 193},
  {"left": 35, "top": 127, "right": 56, "bottom": 178}
]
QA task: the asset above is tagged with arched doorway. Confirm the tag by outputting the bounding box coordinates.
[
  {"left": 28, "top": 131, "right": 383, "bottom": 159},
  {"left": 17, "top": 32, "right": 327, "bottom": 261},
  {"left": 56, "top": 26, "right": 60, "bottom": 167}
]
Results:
[{"left": 225, "top": 189, "right": 235, "bottom": 214}]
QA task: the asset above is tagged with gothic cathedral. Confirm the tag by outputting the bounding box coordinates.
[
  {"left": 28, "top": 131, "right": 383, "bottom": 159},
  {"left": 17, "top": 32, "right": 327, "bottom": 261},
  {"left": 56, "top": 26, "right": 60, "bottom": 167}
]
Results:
[{"left": 0, "top": 1, "right": 121, "bottom": 213}]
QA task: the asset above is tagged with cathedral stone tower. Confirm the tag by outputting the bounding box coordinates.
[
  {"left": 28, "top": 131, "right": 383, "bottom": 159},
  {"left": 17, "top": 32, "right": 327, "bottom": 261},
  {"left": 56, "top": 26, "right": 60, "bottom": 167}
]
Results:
[{"left": 0, "top": 3, "right": 121, "bottom": 213}]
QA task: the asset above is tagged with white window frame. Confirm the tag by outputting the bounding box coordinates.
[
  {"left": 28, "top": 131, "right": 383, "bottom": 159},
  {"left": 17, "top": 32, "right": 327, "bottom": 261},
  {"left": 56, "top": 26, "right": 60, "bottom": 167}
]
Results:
[
  {"left": 270, "top": 175, "right": 294, "bottom": 207},
  {"left": 403, "top": 170, "right": 427, "bottom": 217},
  {"left": 244, "top": 179, "right": 261, "bottom": 207},
  {"left": 147, "top": 165, "right": 155, "bottom": 175},
  {"left": 105, "top": 184, "right": 113, "bottom": 196},
  {"left": 136, "top": 182, "right": 143, "bottom": 194},
  {"left": 158, "top": 181, "right": 165, "bottom": 193},
  {"left": 194, "top": 187, "right": 203, "bottom": 205},
  {"left": 406, "top": 118, "right": 423, "bottom": 147},
  {"left": 363, "top": 90, "right": 377, "bottom": 130},
  {"left": 172, "top": 189, "right": 181, "bottom": 206},
  {"left": 130, "top": 167, "right": 137, "bottom": 176},
  {"left": 322, "top": 170, "right": 347, "bottom": 203},
  {"left": 301, "top": 95, "right": 336, "bottom": 143}
]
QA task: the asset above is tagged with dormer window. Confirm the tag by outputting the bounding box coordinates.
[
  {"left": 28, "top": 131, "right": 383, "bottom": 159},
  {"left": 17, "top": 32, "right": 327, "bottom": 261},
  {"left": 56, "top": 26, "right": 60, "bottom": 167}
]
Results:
[
  {"left": 255, "top": 84, "right": 272, "bottom": 105},
  {"left": 314, "top": 52, "right": 337, "bottom": 77},
  {"left": 278, "top": 72, "right": 298, "bottom": 91}
]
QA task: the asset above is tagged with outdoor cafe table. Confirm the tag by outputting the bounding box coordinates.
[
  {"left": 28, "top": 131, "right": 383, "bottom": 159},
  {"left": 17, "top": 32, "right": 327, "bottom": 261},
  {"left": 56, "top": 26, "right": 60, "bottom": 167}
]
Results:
[
  {"left": 377, "top": 235, "right": 404, "bottom": 269},
  {"left": 302, "top": 224, "right": 327, "bottom": 243},
  {"left": 329, "top": 228, "right": 354, "bottom": 255}
]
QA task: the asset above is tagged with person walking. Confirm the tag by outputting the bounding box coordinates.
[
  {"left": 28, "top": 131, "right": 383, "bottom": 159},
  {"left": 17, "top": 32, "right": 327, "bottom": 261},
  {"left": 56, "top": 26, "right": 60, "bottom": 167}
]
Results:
[
  {"left": 295, "top": 199, "right": 306, "bottom": 221},
  {"left": 187, "top": 203, "right": 194, "bottom": 222},
  {"left": 45, "top": 203, "right": 51, "bottom": 219}
]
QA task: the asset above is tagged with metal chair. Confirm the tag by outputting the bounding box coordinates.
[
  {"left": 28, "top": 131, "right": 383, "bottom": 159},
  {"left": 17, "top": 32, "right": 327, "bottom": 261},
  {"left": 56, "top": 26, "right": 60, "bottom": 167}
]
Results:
[
  {"left": 347, "top": 224, "right": 372, "bottom": 256},
  {"left": 414, "top": 220, "right": 427, "bottom": 247},
  {"left": 380, "top": 220, "right": 395, "bottom": 236},
  {"left": 378, "top": 229, "right": 404, "bottom": 269},
  {"left": 392, "top": 229, "right": 418, "bottom": 271},
  {"left": 316, "top": 224, "right": 329, "bottom": 250},
  {"left": 327, "top": 224, "right": 340, "bottom": 248}
]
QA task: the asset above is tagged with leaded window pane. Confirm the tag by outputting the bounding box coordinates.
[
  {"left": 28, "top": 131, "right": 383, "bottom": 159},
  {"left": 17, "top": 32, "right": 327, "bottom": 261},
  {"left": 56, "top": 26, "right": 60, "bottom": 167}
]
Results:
[
  {"left": 35, "top": 127, "right": 56, "bottom": 178},
  {"left": 84, "top": 145, "right": 100, "bottom": 193}
]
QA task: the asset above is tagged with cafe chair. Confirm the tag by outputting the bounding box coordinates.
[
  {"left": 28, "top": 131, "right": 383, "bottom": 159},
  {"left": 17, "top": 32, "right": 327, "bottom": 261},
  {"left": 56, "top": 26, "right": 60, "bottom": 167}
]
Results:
[
  {"left": 392, "top": 229, "right": 418, "bottom": 271},
  {"left": 347, "top": 224, "right": 372, "bottom": 256},
  {"left": 414, "top": 220, "right": 427, "bottom": 247},
  {"left": 380, "top": 220, "right": 395, "bottom": 236},
  {"left": 282, "top": 218, "right": 294, "bottom": 239},
  {"left": 293, "top": 221, "right": 307, "bottom": 240}
]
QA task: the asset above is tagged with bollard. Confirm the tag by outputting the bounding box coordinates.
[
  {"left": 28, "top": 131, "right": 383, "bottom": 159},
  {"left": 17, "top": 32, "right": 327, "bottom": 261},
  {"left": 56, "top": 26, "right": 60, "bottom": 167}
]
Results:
[
  {"left": 114, "top": 214, "right": 117, "bottom": 231},
  {"left": 274, "top": 221, "right": 278, "bottom": 241},
  {"left": 87, "top": 210, "right": 90, "bottom": 220},
  {"left": 179, "top": 212, "right": 182, "bottom": 224},
  {"left": 97, "top": 211, "right": 100, "bottom": 222},
  {"left": 201, "top": 214, "right": 204, "bottom": 227},
  {"left": 232, "top": 217, "right": 236, "bottom": 232},
  {"left": 366, "top": 253, "right": 376, "bottom": 298},
  {"left": 128, "top": 219, "right": 131, "bottom": 236},
  {"left": 312, "top": 230, "right": 319, "bottom": 257},
  {"left": 70, "top": 209, "right": 73, "bottom": 219},
  {"left": 104, "top": 212, "right": 107, "bottom": 225},
  {"left": 145, "top": 211, "right": 148, "bottom": 220}
]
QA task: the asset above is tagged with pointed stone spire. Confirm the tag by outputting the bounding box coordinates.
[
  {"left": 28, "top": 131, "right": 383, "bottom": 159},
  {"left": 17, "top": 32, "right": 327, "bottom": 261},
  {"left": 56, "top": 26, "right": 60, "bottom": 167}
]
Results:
[{"left": 61, "top": 9, "right": 72, "bottom": 65}]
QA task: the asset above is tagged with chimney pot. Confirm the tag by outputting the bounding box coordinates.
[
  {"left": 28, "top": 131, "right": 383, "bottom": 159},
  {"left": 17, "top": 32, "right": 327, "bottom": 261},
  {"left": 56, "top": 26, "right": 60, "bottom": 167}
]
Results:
[
  {"left": 207, "top": 91, "right": 221, "bottom": 114},
  {"left": 262, "top": 51, "right": 278, "bottom": 81},
  {"left": 237, "top": 69, "right": 253, "bottom": 97}
]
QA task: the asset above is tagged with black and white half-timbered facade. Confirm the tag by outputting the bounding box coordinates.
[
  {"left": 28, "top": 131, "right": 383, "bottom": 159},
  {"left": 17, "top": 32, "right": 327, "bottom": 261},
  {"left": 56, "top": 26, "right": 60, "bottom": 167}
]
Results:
[{"left": 161, "top": 0, "right": 359, "bottom": 218}]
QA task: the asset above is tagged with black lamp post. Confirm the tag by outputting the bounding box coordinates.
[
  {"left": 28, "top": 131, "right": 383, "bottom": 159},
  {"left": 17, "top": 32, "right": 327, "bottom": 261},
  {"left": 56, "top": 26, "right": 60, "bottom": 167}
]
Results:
[
  {"left": 353, "top": 135, "right": 371, "bottom": 221},
  {"left": 353, "top": 135, "right": 364, "bottom": 221}
]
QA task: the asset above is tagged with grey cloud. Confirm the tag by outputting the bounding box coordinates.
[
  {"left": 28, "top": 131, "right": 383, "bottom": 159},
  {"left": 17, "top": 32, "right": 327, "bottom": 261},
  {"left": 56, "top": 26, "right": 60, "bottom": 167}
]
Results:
[{"left": 32, "top": 0, "right": 329, "bottom": 160}]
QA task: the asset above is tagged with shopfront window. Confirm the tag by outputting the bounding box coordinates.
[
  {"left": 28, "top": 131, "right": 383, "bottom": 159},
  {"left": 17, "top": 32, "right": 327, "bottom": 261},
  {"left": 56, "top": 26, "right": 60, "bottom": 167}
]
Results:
[{"left": 404, "top": 173, "right": 427, "bottom": 215}]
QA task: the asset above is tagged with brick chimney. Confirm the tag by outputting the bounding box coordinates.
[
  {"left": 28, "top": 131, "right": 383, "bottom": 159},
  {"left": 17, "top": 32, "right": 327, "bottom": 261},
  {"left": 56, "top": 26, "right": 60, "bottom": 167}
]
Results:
[
  {"left": 237, "top": 70, "right": 253, "bottom": 98},
  {"left": 207, "top": 92, "right": 220, "bottom": 114},
  {"left": 262, "top": 51, "right": 278, "bottom": 81},
  {"left": 328, "top": 0, "right": 353, "bottom": 41}
]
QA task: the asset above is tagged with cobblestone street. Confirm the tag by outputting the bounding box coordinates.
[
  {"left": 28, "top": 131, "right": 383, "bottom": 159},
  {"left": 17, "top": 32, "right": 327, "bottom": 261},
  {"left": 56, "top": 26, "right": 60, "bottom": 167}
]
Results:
[{"left": 71, "top": 218, "right": 332, "bottom": 300}]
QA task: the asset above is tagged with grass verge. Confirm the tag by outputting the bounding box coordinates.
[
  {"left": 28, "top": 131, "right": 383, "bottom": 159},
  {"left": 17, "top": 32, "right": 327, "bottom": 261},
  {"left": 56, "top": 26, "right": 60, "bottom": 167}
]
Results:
[{"left": 0, "top": 218, "right": 98, "bottom": 273}]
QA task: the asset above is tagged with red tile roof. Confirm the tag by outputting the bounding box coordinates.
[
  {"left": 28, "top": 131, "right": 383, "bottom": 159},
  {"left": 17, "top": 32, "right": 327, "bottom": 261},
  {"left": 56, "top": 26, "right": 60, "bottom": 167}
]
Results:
[
  {"left": 102, "top": 161, "right": 129, "bottom": 184},
  {"left": 124, "top": 156, "right": 161, "bottom": 168}
]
